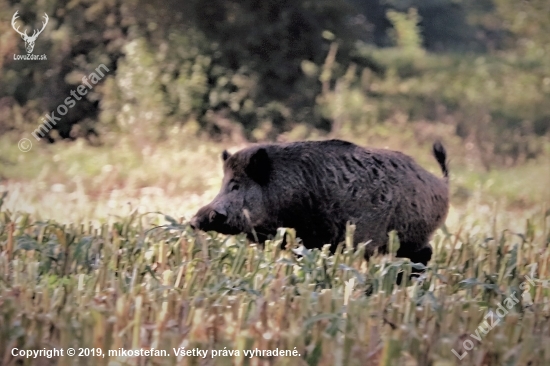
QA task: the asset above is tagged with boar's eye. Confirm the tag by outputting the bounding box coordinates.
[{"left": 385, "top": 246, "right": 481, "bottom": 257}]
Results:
[{"left": 230, "top": 183, "right": 240, "bottom": 192}]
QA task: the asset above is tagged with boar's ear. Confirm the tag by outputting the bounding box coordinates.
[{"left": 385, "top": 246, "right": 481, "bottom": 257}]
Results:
[
  {"left": 245, "top": 148, "right": 271, "bottom": 185},
  {"left": 222, "top": 150, "right": 231, "bottom": 162}
]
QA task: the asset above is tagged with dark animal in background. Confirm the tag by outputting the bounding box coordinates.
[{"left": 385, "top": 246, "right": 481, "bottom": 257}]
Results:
[{"left": 190, "top": 139, "right": 449, "bottom": 271}]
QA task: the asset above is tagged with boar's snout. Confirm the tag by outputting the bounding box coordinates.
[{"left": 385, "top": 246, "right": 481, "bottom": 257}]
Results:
[
  {"left": 189, "top": 215, "right": 199, "bottom": 230},
  {"left": 189, "top": 204, "right": 228, "bottom": 231}
]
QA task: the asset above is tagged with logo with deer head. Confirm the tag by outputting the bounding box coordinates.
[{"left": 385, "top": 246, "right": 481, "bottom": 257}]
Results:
[{"left": 11, "top": 11, "right": 49, "bottom": 54}]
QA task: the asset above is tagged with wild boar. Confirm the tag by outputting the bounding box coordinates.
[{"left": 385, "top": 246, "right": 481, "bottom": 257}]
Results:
[{"left": 190, "top": 139, "right": 449, "bottom": 269}]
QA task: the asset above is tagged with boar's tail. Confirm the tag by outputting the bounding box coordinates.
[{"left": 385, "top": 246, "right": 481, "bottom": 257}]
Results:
[{"left": 432, "top": 141, "right": 449, "bottom": 182}]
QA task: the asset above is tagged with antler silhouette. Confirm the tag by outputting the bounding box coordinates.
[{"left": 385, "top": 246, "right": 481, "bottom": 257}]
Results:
[
  {"left": 11, "top": 11, "right": 49, "bottom": 53},
  {"left": 11, "top": 11, "right": 28, "bottom": 38},
  {"left": 31, "top": 13, "right": 49, "bottom": 40}
]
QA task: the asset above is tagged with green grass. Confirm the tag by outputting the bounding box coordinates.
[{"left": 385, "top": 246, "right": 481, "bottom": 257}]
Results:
[{"left": 1, "top": 132, "right": 548, "bottom": 223}]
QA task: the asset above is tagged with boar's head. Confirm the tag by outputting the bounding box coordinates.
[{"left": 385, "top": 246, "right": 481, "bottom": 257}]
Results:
[{"left": 190, "top": 147, "right": 273, "bottom": 240}]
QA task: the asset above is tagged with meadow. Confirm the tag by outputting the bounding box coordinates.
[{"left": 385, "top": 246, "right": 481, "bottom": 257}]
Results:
[
  {"left": 2, "top": 0, "right": 550, "bottom": 364},
  {"left": 0, "top": 132, "right": 549, "bottom": 366}
]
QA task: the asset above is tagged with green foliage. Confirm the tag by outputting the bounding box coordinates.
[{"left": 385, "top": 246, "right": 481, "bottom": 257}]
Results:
[
  {"left": 349, "top": 0, "right": 480, "bottom": 50},
  {"left": 1, "top": 0, "right": 550, "bottom": 166},
  {"left": 334, "top": 45, "right": 550, "bottom": 167},
  {"left": 97, "top": 0, "right": 359, "bottom": 140},
  {"left": 386, "top": 8, "right": 423, "bottom": 54},
  {"left": 493, "top": 0, "right": 550, "bottom": 57}
]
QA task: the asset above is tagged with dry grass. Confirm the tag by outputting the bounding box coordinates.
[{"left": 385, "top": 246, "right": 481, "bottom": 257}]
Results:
[
  {"left": 0, "top": 197, "right": 548, "bottom": 366},
  {"left": 0, "top": 133, "right": 549, "bottom": 365}
]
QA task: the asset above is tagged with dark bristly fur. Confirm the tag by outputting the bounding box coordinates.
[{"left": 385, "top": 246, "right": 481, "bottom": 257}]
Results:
[
  {"left": 432, "top": 141, "right": 448, "bottom": 180},
  {"left": 190, "top": 139, "right": 450, "bottom": 270}
]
